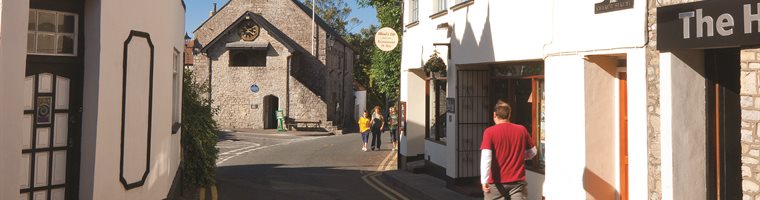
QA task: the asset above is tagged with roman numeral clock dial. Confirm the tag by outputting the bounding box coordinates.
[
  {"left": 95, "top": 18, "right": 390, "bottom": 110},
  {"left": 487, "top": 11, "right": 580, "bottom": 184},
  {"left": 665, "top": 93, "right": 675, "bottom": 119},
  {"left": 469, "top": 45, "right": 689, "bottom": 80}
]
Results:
[{"left": 238, "top": 20, "right": 260, "bottom": 41}]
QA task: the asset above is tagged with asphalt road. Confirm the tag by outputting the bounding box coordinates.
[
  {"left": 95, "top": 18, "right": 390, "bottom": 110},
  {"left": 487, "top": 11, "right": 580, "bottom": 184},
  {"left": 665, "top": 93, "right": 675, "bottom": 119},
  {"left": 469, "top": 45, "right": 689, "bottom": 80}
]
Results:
[{"left": 215, "top": 130, "right": 405, "bottom": 200}]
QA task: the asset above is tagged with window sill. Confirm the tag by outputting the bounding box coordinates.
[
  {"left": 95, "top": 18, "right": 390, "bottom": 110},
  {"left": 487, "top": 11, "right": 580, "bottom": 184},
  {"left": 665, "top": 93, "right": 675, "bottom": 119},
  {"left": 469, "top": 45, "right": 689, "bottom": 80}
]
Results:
[
  {"left": 425, "top": 138, "right": 447, "bottom": 145},
  {"left": 430, "top": 10, "right": 448, "bottom": 19},
  {"left": 451, "top": 0, "right": 474, "bottom": 11},
  {"left": 406, "top": 21, "right": 420, "bottom": 28}
]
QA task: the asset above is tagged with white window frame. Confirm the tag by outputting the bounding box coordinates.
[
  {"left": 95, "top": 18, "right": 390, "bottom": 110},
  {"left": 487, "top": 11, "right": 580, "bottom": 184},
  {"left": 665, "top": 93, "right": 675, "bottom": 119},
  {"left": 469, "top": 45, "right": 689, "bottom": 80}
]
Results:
[
  {"left": 409, "top": 0, "right": 419, "bottom": 23},
  {"left": 28, "top": 9, "right": 79, "bottom": 56},
  {"left": 172, "top": 48, "right": 182, "bottom": 127},
  {"left": 434, "top": 0, "right": 447, "bottom": 13}
]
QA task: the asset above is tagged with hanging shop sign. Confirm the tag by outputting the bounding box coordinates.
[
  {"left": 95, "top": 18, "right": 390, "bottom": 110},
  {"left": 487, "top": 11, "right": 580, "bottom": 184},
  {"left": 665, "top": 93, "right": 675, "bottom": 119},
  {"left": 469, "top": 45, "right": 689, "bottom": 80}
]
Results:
[
  {"left": 658, "top": 0, "right": 760, "bottom": 51},
  {"left": 375, "top": 27, "right": 399, "bottom": 52},
  {"left": 595, "top": 0, "right": 634, "bottom": 14}
]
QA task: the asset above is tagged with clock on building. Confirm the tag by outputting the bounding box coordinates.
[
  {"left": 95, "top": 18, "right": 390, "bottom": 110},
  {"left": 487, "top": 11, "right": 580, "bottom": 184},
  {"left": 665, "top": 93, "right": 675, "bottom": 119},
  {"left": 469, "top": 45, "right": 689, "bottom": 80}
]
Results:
[{"left": 238, "top": 20, "right": 260, "bottom": 41}]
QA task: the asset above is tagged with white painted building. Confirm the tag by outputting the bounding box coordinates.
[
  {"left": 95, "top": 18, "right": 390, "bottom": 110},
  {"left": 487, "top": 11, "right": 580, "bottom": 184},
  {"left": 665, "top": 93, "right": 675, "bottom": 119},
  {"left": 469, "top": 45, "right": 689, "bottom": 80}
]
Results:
[
  {"left": 0, "top": 0, "right": 185, "bottom": 199},
  {"left": 399, "top": 0, "right": 648, "bottom": 199}
]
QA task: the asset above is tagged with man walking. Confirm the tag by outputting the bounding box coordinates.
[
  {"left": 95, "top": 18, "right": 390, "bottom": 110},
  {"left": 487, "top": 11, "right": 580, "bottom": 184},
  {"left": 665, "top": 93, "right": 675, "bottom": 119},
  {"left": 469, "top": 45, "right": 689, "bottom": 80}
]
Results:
[{"left": 480, "top": 100, "right": 537, "bottom": 200}]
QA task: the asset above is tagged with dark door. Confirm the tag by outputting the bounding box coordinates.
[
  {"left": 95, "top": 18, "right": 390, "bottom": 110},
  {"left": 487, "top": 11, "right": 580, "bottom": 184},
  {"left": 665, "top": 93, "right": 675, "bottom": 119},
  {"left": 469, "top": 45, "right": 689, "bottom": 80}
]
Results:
[
  {"left": 23, "top": 1, "right": 84, "bottom": 199},
  {"left": 705, "top": 48, "right": 742, "bottom": 200},
  {"left": 263, "top": 95, "right": 279, "bottom": 129}
]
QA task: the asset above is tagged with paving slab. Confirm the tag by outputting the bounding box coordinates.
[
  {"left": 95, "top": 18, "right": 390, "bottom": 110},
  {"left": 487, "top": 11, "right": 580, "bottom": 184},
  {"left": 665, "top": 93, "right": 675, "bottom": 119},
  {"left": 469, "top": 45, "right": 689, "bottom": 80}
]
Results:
[{"left": 380, "top": 170, "right": 479, "bottom": 200}]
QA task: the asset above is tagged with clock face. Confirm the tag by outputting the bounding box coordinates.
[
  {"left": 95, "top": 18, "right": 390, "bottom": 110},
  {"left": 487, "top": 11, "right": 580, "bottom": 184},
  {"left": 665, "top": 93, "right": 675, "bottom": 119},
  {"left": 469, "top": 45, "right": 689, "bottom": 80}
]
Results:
[{"left": 238, "top": 21, "right": 260, "bottom": 41}]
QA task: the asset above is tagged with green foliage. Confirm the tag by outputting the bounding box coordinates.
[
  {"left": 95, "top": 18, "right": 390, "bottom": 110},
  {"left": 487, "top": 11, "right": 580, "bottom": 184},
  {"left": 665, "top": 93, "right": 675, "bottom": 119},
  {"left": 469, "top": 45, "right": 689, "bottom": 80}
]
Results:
[
  {"left": 303, "top": 0, "right": 362, "bottom": 36},
  {"left": 346, "top": 25, "right": 384, "bottom": 108},
  {"left": 361, "top": 0, "right": 403, "bottom": 103},
  {"left": 181, "top": 69, "right": 219, "bottom": 187},
  {"left": 424, "top": 51, "right": 447, "bottom": 76}
]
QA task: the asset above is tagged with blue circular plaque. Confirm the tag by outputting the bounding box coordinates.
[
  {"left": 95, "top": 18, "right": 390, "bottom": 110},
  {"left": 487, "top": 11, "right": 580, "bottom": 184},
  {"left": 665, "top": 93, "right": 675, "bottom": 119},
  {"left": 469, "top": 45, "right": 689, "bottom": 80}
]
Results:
[{"left": 250, "top": 84, "right": 260, "bottom": 93}]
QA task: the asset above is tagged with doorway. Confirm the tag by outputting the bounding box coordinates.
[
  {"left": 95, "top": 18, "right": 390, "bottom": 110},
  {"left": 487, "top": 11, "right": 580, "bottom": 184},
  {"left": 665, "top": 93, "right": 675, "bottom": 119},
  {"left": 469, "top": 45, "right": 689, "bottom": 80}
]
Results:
[
  {"left": 22, "top": 1, "right": 85, "bottom": 199},
  {"left": 704, "top": 48, "right": 742, "bottom": 200},
  {"left": 263, "top": 95, "right": 279, "bottom": 129}
]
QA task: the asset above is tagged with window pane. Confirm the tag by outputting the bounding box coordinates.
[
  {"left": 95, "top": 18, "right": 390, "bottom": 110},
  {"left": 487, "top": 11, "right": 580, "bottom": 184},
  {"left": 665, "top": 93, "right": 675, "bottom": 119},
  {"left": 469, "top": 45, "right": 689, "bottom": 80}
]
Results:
[
  {"left": 58, "top": 14, "right": 75, "bottom": 33},
  {"left": 37, "top": 34, "right": 56, "bottom": 54},
  {"left": 37, "top": 12, "right": 56, "bottom": 33},
  {"left": 28, "top": 33, "right": 36, "bottom": 53},
  {"left": 57, "top": 35, "right": 74, "bottom": 54},
  {"left": 29, "top": 11, "right": 37, "bottom": 31}
]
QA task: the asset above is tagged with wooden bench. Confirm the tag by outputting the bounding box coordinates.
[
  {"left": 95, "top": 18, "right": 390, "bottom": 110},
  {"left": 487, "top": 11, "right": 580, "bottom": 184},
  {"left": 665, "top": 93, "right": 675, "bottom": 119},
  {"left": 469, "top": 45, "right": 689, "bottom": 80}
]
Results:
[{"left": 285, "top": 120, "right": 322, "bottom": 130}]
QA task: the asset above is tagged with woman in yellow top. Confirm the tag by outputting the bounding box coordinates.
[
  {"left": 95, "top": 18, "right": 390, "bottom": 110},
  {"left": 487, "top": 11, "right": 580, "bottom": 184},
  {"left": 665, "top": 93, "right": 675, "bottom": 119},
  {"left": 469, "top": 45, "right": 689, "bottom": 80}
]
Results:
[{"left": 358, "top": 110, "right": 371, "bottom": 151}]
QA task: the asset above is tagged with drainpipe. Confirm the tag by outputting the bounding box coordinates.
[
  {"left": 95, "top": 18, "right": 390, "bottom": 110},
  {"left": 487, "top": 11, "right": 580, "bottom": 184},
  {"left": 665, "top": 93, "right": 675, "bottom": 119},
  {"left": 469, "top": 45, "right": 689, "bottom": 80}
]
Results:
[
  {"left": 286, "top": 55, "right": 292, "bottom": 119},
  {"left": 208, "top": 54, "right": 213, "bottom": 100}
]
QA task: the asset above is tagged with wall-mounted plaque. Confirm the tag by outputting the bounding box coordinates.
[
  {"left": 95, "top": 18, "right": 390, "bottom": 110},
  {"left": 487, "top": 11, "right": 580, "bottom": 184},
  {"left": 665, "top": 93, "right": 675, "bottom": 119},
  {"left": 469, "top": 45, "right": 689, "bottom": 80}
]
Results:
[
  {"left": 447, "top": 98, "right": 455, "bottom": 113},
  {"left": 595, "top": 0, "right": 634, "bottom": 14}
]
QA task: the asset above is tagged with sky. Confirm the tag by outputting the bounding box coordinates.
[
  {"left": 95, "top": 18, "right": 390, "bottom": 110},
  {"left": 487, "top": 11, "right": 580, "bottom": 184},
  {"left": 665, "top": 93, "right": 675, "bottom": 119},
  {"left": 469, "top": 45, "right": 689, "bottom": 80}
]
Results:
[{"left": 184, "top": 0, "right": 379, "bottom": 38}]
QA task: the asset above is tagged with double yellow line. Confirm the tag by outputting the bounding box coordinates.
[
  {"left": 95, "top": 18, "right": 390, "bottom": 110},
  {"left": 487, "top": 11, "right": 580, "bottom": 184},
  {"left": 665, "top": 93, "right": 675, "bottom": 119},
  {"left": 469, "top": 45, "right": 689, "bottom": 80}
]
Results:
[{"left": 362, "top": 151, "right": 409, "bottom": 200}]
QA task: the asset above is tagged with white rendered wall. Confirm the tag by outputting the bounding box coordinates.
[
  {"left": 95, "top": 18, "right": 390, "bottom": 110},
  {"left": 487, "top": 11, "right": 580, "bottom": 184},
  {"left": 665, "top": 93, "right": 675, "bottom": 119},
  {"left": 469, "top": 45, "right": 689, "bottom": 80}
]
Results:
[
  {"left": 354, "top": 91, "right": 366, "bottom": 120},
  {"left": 543, "top": 55, "right": 587, "bottom": 199},
  {"left": 660, "top": 51, "right": 707, "bottom": 200},
  {"left": 626, "top": 49, "right": 649, "bottom": 200},
  {"left": 425, "top": 141, "right": 447, "bottom": 170},
  {"left": 584, "top": 55, "right": 618, "bottom": 200},
  {"left": 80, "top": 0, "right": 184, "bottom": 199},
  {"left": 0, "top": 0, "right": 29, "bottom": 199},
  {"left": 401, "top": 71, "right": 426, "bottom": 158},
  {"left": 545, "top": 0, "right": 647, "bottom": 54}
]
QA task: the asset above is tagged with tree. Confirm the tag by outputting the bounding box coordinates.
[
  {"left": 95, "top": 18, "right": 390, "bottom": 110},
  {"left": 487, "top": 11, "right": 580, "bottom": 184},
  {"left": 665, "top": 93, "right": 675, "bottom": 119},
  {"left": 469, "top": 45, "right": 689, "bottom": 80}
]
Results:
[
  {"left": 358, "top": 0, "right": 402, "bottom": 105},
  {"left": 181, "top": 69, "right": 219, "bottom": 188},
  {"left": 346, "top": 25, "right": 384, "bottom": 109},
  {"left": 303, "top": 0, "right": 362, "bottom": 36}
]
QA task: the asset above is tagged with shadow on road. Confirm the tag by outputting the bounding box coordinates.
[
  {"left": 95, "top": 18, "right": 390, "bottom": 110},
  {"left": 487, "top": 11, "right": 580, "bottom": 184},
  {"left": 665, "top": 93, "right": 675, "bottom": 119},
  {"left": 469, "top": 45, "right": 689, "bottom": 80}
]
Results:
[{"left": 216, "top": 164, "right": 393, "bottom": 200}]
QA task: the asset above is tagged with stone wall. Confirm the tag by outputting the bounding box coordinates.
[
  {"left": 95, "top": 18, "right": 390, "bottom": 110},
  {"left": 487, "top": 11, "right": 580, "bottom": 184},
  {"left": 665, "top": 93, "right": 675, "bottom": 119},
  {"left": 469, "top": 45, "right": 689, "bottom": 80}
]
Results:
[
  {"left": 647, "top": 0, "right": 705, "bottom": 199},
  {"left": 741, "top": 48, "right": 760, "bottom": 199},
  {"left": 204, "top": 28, "right": 290, "bottom": 129},
  {"left": 646, "top": 0, "right": 663, "bottom": 198},
  {"left": 189, "top": 0, "right": 355, "bottom": 129}
]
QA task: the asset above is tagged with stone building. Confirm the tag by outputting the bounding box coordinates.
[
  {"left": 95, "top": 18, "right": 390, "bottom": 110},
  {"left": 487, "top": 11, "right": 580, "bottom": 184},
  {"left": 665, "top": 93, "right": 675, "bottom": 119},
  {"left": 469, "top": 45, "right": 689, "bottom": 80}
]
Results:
[{"left": 189, "top": 0, "right": 355, "bottom": 131}]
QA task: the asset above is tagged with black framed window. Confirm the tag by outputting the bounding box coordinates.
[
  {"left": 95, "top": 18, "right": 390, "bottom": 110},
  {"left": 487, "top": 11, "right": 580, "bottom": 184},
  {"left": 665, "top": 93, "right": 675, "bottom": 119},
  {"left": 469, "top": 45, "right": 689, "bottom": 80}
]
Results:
[
  {"left": 229, "top": 50, "right": 266, "bottom": 67},
  {"left": 426, "top": 79, "right": 447, "bottom": 143},
  {"left": 28, "top": 9, "right": 78, "bottom": 56}
]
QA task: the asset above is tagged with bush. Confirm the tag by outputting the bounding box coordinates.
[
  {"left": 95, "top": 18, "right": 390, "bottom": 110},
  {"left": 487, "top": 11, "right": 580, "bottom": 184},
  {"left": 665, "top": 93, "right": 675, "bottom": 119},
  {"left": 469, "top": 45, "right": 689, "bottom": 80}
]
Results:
[{"left": 181, "top": 69, "right": 219, "bottom": 187}]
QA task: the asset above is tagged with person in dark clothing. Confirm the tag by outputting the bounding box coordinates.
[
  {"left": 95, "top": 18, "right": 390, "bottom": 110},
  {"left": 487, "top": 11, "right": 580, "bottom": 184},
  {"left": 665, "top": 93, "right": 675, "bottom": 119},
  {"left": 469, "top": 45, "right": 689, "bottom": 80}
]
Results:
[{"left": 370, "top": 106, "right": 385, "bottom": 151}]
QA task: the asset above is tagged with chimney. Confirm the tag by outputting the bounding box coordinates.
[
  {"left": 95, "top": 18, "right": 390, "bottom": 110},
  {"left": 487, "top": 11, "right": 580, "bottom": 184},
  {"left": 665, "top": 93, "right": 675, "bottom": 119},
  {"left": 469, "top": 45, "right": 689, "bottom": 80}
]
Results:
[{"left": 209, "top": 3, "right": 218, "bottom": 17}]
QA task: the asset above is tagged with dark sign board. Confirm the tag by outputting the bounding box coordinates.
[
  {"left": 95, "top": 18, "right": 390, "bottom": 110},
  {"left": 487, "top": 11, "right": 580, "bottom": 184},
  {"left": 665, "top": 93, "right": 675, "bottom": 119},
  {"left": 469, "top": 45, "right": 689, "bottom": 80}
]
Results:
[
  {"left": 658, "top": 0, "right": 760, "bottom": 51},
  {"left": 595, "top": 0, "right": 634, "bottom": 14}
]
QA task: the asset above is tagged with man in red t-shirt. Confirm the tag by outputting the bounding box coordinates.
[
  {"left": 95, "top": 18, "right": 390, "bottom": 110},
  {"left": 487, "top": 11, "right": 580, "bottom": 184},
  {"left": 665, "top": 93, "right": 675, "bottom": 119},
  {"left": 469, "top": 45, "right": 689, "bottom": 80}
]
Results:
[{"left": 480, "top": 100, "right": 536, "bottom": 200}]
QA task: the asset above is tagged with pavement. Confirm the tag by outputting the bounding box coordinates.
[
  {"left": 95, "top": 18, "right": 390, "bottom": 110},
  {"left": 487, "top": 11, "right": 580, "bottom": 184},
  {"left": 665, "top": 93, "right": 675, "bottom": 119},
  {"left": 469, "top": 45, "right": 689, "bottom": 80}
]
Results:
[{"left": 380, "top": 170, "right": 479, "bottom": 200}]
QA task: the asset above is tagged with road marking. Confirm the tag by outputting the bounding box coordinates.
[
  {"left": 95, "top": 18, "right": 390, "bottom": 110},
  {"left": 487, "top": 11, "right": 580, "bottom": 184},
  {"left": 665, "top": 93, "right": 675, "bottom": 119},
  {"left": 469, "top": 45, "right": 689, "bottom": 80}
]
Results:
[
  {"left": 377, "top": 150, "right": 395, "bottom": 171},
  {"left": 215, "top": 136, "right": 322, "bottom": 165},
  {"left": 361, "top": 150, "right": 409, "bottom": 200}
]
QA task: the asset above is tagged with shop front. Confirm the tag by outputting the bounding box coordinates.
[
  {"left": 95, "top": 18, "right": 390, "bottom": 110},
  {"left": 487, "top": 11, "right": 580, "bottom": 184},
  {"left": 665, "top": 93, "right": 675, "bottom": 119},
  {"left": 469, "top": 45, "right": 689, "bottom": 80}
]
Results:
[{"left": 655, "top": 0, "right": 758, "bottom": 199}]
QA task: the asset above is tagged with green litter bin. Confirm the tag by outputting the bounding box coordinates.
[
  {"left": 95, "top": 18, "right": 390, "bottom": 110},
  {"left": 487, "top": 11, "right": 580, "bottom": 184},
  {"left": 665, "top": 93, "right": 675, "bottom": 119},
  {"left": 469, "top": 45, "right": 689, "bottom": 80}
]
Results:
[{"left": 276, "top": 110, "right": 286, "bottom": 132}]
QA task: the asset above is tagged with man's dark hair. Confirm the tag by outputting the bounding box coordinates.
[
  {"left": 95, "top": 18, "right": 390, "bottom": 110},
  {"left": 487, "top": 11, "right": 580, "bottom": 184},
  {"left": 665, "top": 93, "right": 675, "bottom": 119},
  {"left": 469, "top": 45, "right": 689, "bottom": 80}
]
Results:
[{"left": 494, "top": 100, "right": 511, "bottom": 120}]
